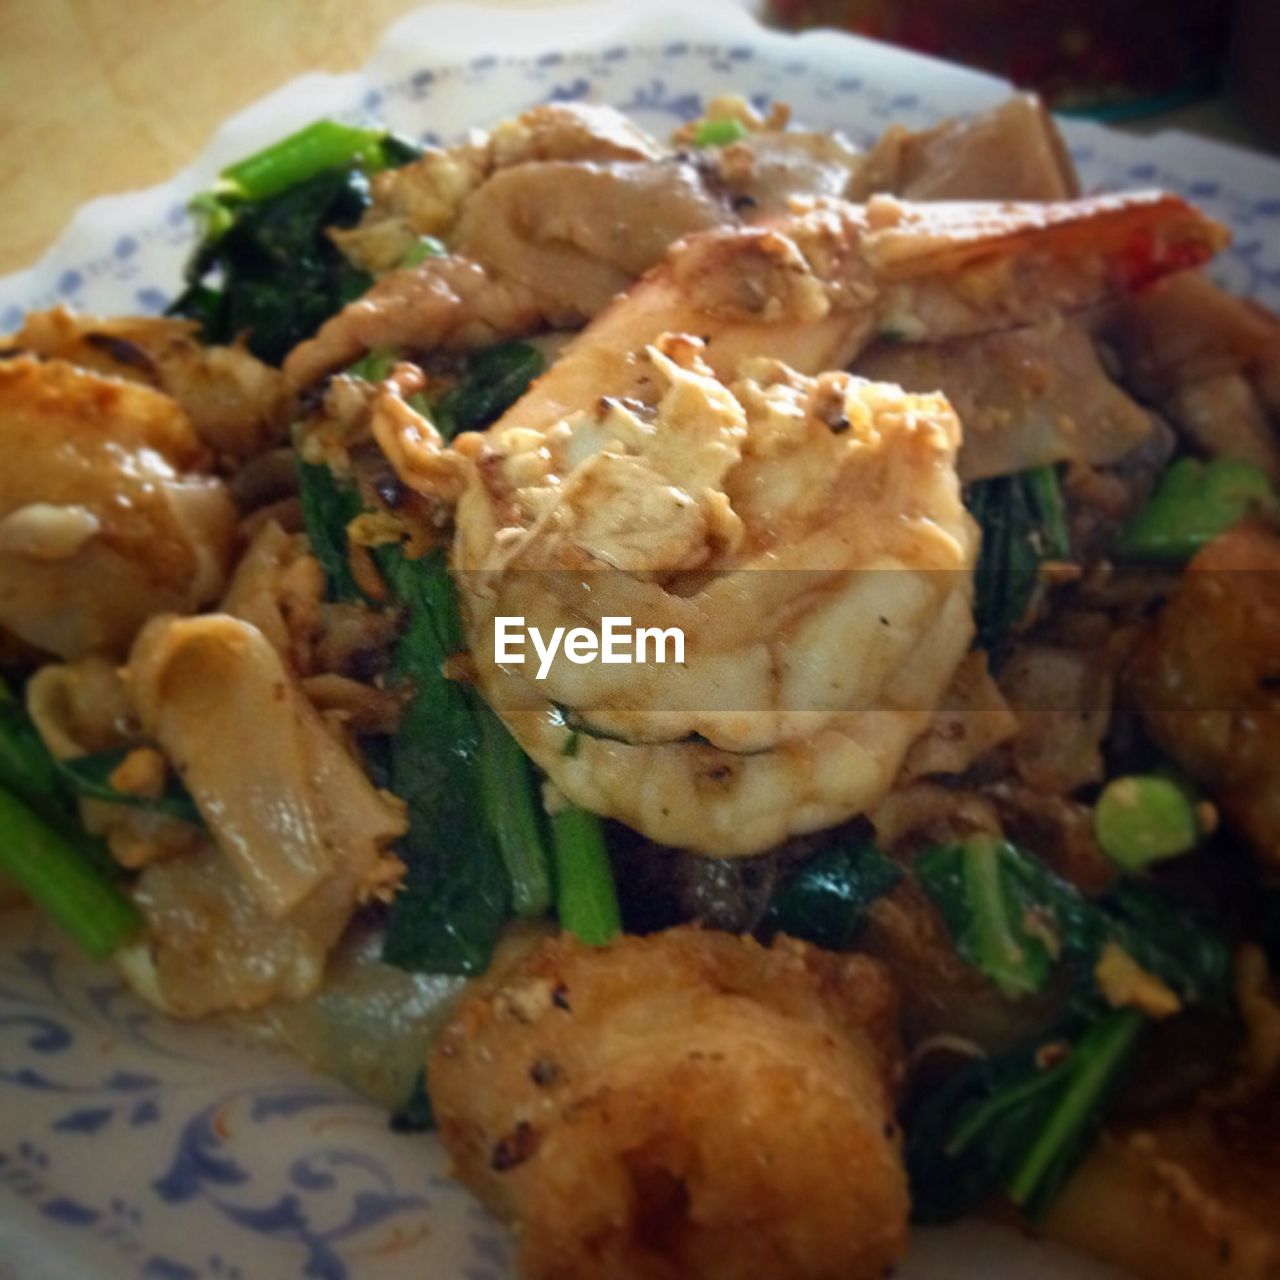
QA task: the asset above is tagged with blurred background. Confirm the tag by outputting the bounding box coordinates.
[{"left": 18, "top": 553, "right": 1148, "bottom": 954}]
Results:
[
  {"left": 2, "top": 0, "right": 1276, "bottom": 275},
  {"left": 769, "top": 0, "right": 1278, "bottom": 149}
]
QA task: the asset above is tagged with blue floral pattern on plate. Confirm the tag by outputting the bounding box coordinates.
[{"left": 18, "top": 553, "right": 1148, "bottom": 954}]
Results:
[{"left": 2, "top": 3, "right": 1278, "bottom": 1277}]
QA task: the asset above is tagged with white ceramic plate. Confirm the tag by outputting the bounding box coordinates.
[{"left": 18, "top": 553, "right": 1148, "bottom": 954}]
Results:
[{"left": 3, "top": 3, "right": 1277, "bottom": 1276}]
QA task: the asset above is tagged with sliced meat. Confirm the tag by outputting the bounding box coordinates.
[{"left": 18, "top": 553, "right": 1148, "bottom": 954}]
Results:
[
  {"left": 451, "top": 159, "right": 728, "bottom": 318},
  {"left": 856, "top": 320, "right": 1156, "bottom": 481}
]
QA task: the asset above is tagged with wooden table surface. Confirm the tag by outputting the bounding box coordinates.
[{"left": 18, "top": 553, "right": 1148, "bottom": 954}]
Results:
[{"left": 0, "top": 0, "right": 593, "bottom": 275}]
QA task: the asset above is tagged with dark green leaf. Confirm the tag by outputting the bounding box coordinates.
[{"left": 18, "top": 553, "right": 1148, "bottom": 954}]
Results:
[
  {"left": 967, "top": 465, "right": 1069, "bottom": 654},
  {"left": 389, "top": 1067, "right": 436, "bottom": 1133},
  {"left": 435, "top": 342, "right": 544, "bottom": 437},
  {"left": 172, "top": 166, "right": 375, "bottom": 365},
  {"left": 760, "top": 836, "right": 901, "bottom": 949},
  {"left": 378, "top": 549, "right": 513, "bottom": 975},
  {"left": 916, "top": 836, "right": 1055, "bottom": 999},
  {"left": 907, "top": 1008, "right": 1143, "bottom": 1223},
  {"left": 916, "top": 837, "right": 1231, "bottom": 1011},
  {"left": 295, "top": 454, "right": 366, "bottom": 602},
  {"left": 0, "top": 689, "right": 117, "bottom": 874},
  {"left": 54, "top": 750, "right": 203, "bottom": 827},
  {"left": 1100, "top": 881, "right": 1231, "bottom": 1009}
]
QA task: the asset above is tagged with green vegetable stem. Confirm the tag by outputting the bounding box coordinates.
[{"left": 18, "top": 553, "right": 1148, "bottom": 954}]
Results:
[
  {"left": 549, "top": 806, "right": 622, "bottom": 946},
  {"left": 916, "top": 836, "right": 1230, "bottom": 1008},
  {"left": 907, "top": 833, "right": 1231, "bottom": 1222},
  {"left": 1116, "top": 457, "right": 1277, "bottom": 562},
  {"left": 908, "top": 1008, "right": 1143, "bottom": 1223},
  {"left": 0, "top": 784, "right": 141, "bottom": 959},
  {"left": 218, "top": 120, "right": 418, "bottom": 205}
]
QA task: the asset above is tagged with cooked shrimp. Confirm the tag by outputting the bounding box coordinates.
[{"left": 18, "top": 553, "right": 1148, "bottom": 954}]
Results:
[
  {"left": 499, "top": 191, "right": 1226, "bottom": 441},
  {"left": 445, "top": 339, "right": 975, "bottom": 856},
  {"left": 430, "top": 926, "right": 907, "bottom": 1280},
  {"left": 379, "top": 191, "right": 1225, "bottom": 856},
  {"left": 0, "top": 356, "right": 236, "bottom": 658}
]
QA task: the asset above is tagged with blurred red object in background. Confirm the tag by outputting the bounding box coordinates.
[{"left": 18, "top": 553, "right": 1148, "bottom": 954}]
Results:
[{"left": 766, "top": 0, "right": 1233, "bottom": 119}]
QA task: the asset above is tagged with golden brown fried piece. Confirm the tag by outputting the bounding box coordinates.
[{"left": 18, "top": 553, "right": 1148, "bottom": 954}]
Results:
[
  {"left": 429, "top": 927, "right": 907, "bottom": 1280},
  {"left": 1128, "top": 523, "right": 1280, "bottom": 869},
  {"left": 10, "top": 307, "right": 294, "bottom": 462},
  {"left": 0, "top": 356, "right": 235, "bottom": 658}
]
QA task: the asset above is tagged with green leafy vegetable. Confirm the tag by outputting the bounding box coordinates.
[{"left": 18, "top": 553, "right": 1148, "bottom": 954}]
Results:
[
  {"left": 434, "top": 342, "right": 545, "bottom": 439},
  {"left": 1116, "top": 457, "right": 1277, "bottom": 563},
  {"left": 908, "top": 835, "right": 1230, "bottom": 1221},
  {"left": 916, "top": 836, "right": 1230, "bottom": 1009},
  {"left": 476, "top": 702, "right": 553, "bottom": 918},
  {"left": 907, "top": 1008, "right": 1143, "bottom": 1223},
  {"left": 0, "top": 687, "right": 72, "bottom": 825},
  {"left": 377, "top": 549, "right": 514, "bottom": 975},
  {"left": 1094, "top": 774, "right": 1201, "bottom": 871},
  {"left": 916, "top": 836, "right": 1059, "bottom": 999},
  {"left": 0, "top": 671, "right": 201, "bottom": 862},
  {"left": 291, "top": 339, "right": 554, "bottom": 972},
  {"left": 0, "top": 686, "right": 118, "bottom": 873},
  {"left": 171, "top": 121, "right": 421, "bottom": 365},
  {"left": 173, "top": 166, "right": 374, "bottom": 364},
  {"left": 0, "top": 784, "right": 141, "bottom": 959},
  {"left": 967, "top": 465, "right": 1070, "bottom": 653},
  {"left": 295, "top": 453, "right": 366, "bottom": 602},
  {"left": 759, "top": 835, "right": 901, "bottom": 949},
  {"left": 549, "top": 805, "right": 621, "bottom": 946},
  {"left": 693, "top": 118, "right": 750, "bottom": 147},
  {"left": 1101, "top": 880, "right": 1231, "bottom": 1009},
  {"left": 964, "top": 834, "right": 1054, "bottom": 999},
  {"left": 54, "top": 750, "right": 203, "bottom": 827},
  {"left": 216, "top": 120, "right": 418, "bottom": 205}
]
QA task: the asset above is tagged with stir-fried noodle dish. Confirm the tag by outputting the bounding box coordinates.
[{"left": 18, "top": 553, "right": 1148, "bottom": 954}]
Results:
[{"left": 2, "top": 92, "right": 1280, "bottom": 1280}]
